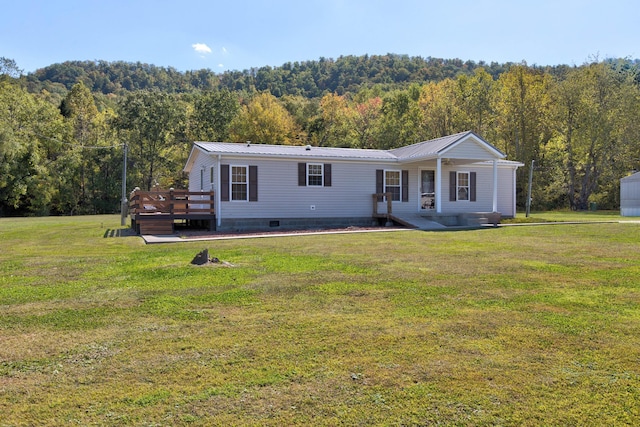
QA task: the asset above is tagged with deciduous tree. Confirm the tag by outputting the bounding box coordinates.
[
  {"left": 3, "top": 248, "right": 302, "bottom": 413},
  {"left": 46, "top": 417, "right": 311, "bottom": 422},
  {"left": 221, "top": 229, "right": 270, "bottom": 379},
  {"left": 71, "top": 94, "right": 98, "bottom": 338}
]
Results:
[
  {"left": 351, "top": 96, "right": 382, "bottom": 148},
  {"left": 550, "top": 61, "right": 640, "bottom": 210},
  {"left": 229, "top": 92, "right": 301, "bottom": 145},
  {"left": 0, "top": 80, "right": 65, "bottom": 215},
  {"left": 492, "top": 64, "right": 553, "bottom": 206},
  {"left": 114, "top": 91, "right": 189, "bottom": 190},
  {"left": 190, "top": 89, "right": 240, "bottom": 141},
  {"left": 312, "top": 93, "right": 355, "bottom": 147}
]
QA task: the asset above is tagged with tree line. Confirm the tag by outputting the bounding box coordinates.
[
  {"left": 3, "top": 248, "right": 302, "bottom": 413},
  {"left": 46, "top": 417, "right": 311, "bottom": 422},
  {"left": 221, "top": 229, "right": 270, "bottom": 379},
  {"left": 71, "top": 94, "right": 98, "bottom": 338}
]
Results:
[
  {"left": 25, "top": 55, "right": 517, "bottom": 100},
  {"left": 1, "top": 55, "right": 639, "bottom": 216}
]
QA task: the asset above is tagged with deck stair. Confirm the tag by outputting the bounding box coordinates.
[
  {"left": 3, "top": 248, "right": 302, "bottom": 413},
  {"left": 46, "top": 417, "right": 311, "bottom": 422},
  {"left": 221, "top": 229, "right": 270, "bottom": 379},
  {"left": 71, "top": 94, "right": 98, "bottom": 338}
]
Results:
[{"left": 137, "top": 218, "right": 174, "bottom": 235}]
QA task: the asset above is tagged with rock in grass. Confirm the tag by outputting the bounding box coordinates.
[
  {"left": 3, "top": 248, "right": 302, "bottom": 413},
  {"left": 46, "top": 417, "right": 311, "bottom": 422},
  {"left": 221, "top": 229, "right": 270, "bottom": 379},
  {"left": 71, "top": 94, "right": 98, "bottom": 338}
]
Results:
[{"left": 191, "top": 249, "right": 209, "bottom": 265}]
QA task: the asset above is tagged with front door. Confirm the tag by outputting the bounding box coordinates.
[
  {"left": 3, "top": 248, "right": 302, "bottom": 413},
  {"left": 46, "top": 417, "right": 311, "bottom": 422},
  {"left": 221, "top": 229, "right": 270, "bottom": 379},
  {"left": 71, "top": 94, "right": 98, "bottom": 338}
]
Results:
[{"left": 420, "top": 170, "right": 436, "bottom": 210}]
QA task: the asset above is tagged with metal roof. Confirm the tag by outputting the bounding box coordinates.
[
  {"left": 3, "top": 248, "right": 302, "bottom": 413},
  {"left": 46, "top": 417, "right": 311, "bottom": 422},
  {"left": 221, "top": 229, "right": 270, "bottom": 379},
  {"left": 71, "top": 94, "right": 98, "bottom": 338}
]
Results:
[
  {"left": 621, "top": 171, "right": 640, "bottom": 182},
  {"left": 388, "top": 131, "right": 470, "bottom": 159},
  {"left": 389, "top": 131, "right": 505, "bottom": 160},
  {"left": 192, "top": 131, "right": 506, "bottom": 163},
  {"left": 194, "top": 141, "right": 397, "bottom": 161}
]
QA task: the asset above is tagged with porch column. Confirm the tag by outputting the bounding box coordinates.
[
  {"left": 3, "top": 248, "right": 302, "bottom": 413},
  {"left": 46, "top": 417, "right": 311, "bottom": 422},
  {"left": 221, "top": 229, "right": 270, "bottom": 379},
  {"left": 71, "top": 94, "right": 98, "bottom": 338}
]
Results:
[
  {"left": 216, "top": 154, "right": 222, "bottom": 227},
  {"left": 492, "top": 159, "right": 498, "bottom": 212},
  {"left": 436, "top": 157, "right": 442, "bottom": 213}
]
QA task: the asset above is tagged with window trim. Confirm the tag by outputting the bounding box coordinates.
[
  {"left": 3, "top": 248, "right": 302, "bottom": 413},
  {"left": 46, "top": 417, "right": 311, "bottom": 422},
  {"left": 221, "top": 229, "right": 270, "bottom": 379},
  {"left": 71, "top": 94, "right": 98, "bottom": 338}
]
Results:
[
  {"left": 230, "top": 165, "right": 249, "bottom": 202},
  {"left": 457, "top": 171, "right": 470, "bottom": 201},
  {"left": 299, "top": 162, "right": 331, "bottom": 187},
  {"left": 384, "top": 169, "right": 401, "bottom": 202},
  {"left": 307, "top": 163, "right": 324, "bottom": 187}
]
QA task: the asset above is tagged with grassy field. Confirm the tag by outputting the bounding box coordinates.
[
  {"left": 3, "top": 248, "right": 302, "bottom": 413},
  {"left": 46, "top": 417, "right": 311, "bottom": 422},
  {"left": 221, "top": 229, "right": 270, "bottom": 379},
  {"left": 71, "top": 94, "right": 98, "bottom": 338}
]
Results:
[{"left": 1, "top": 213, "right": 639, "bottom": 426}]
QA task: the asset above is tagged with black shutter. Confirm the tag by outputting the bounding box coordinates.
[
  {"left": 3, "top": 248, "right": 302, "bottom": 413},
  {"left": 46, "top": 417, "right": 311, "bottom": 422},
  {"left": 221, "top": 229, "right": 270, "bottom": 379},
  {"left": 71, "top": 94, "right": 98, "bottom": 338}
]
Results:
[
  {"left": 470, "top": 172, "right": 476, "bottom": 202},
  {"left": 249, "top": 165, "right": 258, "bottom": 202},
  {"left": 402, "top": 170, "right": 409, "bottom": 202},
  {"left": 449, "top": 171, "right": 457, "bottom": 202},
  {"left": 376, "top": 169, "right": 384, "bottom": 202},
  {"left": 324, "top": 164, "right": 332, "bottom": 187},
  {"left": 221, "top": 164, "right": 229, "bottom": 201},
  {"left": 298, "top": 163, "right": 306, "bottom": 186}
]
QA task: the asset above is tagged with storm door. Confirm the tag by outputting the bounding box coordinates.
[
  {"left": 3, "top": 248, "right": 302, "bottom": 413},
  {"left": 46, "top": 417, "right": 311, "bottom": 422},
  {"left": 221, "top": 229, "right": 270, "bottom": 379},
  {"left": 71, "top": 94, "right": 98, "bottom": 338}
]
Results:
[{"left": 420, "top": 170, "right": 436, "bottom": 210}]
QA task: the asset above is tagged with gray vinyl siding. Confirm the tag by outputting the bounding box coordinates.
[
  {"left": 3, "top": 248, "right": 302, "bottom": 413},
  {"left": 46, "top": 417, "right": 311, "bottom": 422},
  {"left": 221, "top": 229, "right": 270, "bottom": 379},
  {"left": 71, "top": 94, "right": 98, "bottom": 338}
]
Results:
[
  {"left": 497, "top": 167, "right": 517, "bottom": 217},
  {"left": 440, "top": 164, "right": 516, "bottom": 216},
  {"left": 218, "top": 157, "right": 383, "bottom": 219},
  {"left": 443, "top": 142, "right": 497, "bottom": 161},
  {"left": 188, "top": 150, "right": 217, "bottom": 193}
]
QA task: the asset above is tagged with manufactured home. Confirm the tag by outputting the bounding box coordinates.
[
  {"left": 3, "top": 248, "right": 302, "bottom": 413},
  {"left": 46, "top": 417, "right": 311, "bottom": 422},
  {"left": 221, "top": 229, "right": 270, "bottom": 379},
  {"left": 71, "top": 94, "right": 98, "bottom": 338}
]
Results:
[{"left": 177, "top": 131, "right": 523, "bottom": 232}]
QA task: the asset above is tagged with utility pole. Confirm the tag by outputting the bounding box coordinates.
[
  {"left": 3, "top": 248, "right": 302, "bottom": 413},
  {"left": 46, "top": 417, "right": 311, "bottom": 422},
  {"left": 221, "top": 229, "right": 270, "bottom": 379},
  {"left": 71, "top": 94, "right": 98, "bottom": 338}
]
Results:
[
  {"left": 120, "top": 143, "right": 128, "bottom": 226},
  {"left": 526, "top": 159, "right": 534, "bottom": 218}
]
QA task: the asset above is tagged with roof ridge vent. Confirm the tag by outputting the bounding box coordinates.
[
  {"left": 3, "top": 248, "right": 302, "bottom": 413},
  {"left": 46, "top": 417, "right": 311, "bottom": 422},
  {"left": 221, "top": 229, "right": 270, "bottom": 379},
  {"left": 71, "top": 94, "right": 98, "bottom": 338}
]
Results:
[
  {"left": 247, "top": 141, "right": 251, "bottom": 147},
  {"left": 305, "top": 145, "right": 311, "bottom": 151}
]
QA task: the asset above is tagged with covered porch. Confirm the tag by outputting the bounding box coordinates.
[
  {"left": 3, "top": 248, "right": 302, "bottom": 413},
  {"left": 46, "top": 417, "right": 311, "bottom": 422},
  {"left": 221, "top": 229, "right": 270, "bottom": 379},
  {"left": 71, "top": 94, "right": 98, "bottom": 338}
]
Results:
[
  {"left": 414, "top": 157, "right": 502, "bottom": 214},
  {"left": 372, "top": 153, "right": 514, "bottom": 228}
]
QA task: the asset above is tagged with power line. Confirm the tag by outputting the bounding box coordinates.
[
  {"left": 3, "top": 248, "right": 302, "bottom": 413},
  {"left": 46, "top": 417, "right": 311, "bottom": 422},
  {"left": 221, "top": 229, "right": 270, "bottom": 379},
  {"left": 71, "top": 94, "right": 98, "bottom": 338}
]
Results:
[{"left": 31, "top": 131, "right": 122, "bottom": 150}]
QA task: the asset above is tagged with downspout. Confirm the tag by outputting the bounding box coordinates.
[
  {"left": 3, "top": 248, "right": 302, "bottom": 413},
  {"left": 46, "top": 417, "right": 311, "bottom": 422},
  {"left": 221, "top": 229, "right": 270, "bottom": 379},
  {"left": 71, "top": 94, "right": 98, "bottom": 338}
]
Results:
[
  {"left": 436, "top": 157, "right": 442, "bottom": 213},
  {"left": 216, "top": 154, "right": 222, "bottom": 228},
  {"left": 492, "top": 159, "right": 498, "bottom": 212}
]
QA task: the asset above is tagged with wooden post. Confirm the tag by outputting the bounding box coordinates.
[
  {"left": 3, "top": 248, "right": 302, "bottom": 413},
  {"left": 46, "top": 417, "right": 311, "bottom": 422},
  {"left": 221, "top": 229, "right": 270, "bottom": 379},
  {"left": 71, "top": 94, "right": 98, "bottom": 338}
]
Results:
[
  {"left": 526, "top": 160, "right": 534, "bottom": 218},
  {"left": 385, "top": 192, "right": 393, "bottom": 226},
  {"left": 120, "top": 143, "right": 128, "bottom": 226}
]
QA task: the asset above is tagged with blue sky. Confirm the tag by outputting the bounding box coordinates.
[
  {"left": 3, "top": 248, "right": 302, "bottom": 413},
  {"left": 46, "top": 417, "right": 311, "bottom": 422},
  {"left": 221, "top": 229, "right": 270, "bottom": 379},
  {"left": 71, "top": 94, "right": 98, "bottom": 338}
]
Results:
[{"left": 2, "top": 0, "right": 639, "bottom": 74}]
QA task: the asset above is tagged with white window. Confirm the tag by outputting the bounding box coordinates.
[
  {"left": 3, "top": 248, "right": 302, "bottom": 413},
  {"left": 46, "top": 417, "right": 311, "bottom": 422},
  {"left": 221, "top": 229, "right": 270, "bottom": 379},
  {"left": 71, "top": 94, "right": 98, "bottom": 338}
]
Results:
[
  {"left": 200, "top": 168, "right": 204, "bottom": 191},
  {"left": 457, "top": 172, "right": 469, "bottom": 201},
  {"left": 231, "top": 166, "right": 248, "bottom": 201},
  {"left": 385, "top": 170, "right": 401, "bottom": 201},
  {"left": 307, "top": 163, "right": 324, "bottom": 186},
  {"left": 210, "top": 166, "right": 215, "bottom": 189}
]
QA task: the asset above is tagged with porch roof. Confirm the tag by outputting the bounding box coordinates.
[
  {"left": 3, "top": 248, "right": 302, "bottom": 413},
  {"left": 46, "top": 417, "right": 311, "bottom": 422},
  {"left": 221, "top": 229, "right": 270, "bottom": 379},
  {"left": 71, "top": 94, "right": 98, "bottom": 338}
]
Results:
[{"left": 389, "top": 131, "right": 506, "bottom": 161}]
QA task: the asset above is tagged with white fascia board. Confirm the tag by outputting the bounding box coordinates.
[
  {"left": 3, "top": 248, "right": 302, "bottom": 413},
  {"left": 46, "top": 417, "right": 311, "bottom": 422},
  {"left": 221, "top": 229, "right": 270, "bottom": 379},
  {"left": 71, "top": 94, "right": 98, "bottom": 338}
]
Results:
[
  {"left": 183, "top": 145, "right": 208, "bottom": 173},
  {"left": 439, "top": 133, "right": 506, "bottom": 159}
]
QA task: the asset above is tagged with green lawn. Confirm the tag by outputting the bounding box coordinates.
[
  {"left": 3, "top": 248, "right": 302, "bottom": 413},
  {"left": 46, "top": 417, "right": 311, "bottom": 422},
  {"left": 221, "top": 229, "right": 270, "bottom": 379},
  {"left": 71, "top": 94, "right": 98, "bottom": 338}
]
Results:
[
  {"left": 506, "top": 209, "right": 627, "bottom": 223},
  {"left": 1, "top": 214, "right": 639, "bottom": 426}
]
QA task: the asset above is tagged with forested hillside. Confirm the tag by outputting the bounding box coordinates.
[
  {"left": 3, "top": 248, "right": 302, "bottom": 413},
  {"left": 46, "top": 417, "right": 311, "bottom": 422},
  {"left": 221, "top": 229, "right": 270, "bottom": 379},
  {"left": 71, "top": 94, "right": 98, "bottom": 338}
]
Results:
[
  {"left": 1, "top": 54, "right": 640, "bottom": 216},
  {"left": 25, "top": 55, "right": 515, "bottom": 98}
]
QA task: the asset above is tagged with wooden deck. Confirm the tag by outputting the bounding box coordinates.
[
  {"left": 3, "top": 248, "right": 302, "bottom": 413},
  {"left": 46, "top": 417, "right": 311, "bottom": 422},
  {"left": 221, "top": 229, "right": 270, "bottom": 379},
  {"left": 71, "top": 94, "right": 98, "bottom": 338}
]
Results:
[{"left": 129, "top": 190, "right": 215, "bottom": 235}]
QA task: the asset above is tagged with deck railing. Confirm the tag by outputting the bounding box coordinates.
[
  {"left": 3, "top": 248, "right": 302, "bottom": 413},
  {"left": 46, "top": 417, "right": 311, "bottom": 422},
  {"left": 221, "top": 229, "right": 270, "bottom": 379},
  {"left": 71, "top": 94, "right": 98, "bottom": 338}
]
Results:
[{"left": 129, "top": 190, "right": 215, "bottom": 216}]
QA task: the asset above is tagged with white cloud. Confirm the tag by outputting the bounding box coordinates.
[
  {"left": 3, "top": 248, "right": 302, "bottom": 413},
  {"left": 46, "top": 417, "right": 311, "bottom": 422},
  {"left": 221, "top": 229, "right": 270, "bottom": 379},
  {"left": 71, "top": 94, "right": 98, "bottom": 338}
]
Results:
[
  {"left": 218, "top": 64, "right": 224, "bottom": 68},
  {"left": 221, "top": 47, "right": 228, "bottom": 54},
  {"left": 192, "top": 43, "right": 212, "bottom": 54}
]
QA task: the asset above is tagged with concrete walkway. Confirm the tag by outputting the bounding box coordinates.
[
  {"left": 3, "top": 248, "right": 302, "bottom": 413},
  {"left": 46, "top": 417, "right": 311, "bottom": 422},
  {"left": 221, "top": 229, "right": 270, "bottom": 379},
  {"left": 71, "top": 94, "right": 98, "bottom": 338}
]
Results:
[{"left": 388, "top": 213, "right": 447, "bottom": 230}]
